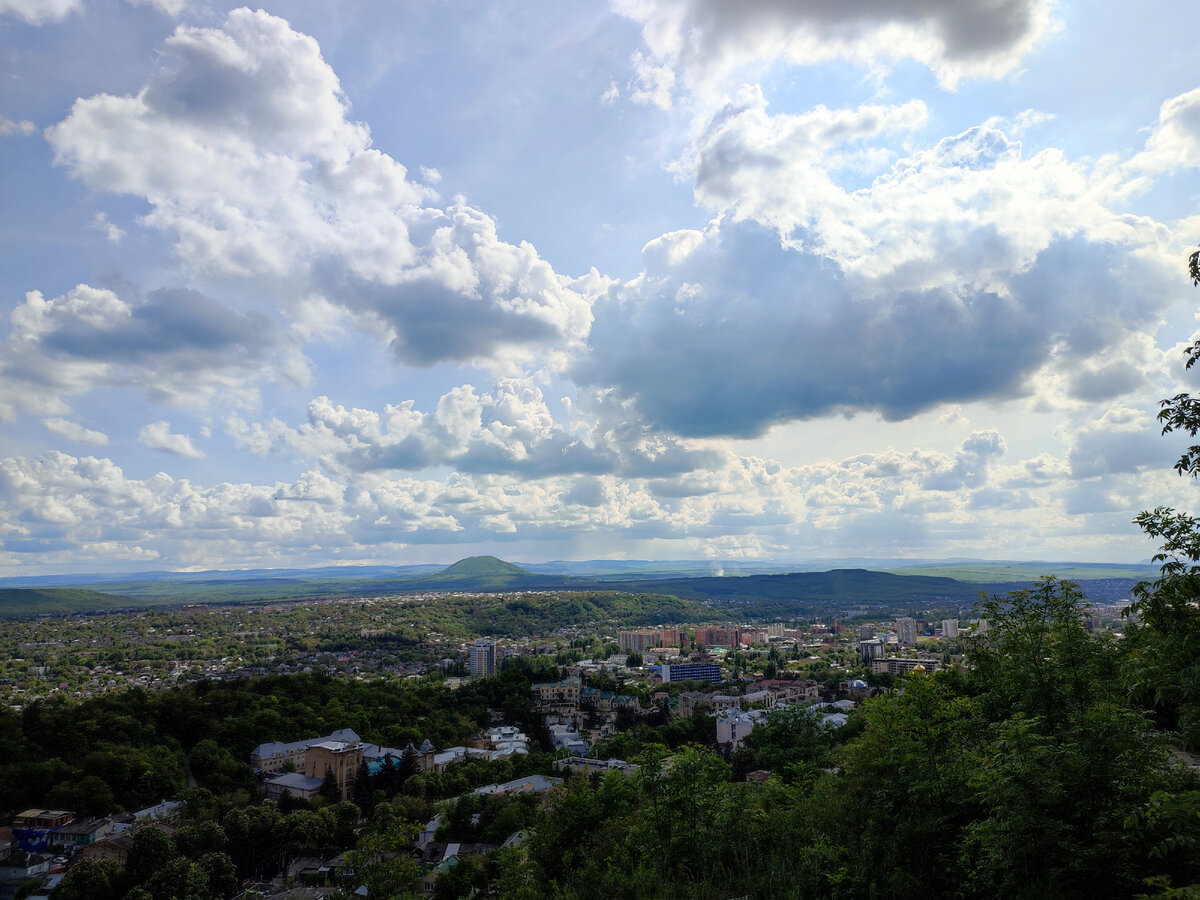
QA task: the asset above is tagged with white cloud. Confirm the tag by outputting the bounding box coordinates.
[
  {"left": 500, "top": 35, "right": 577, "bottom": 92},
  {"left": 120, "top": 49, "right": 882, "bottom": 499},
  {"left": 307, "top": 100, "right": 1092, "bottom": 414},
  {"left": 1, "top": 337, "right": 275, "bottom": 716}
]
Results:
[
  {"left": 0, "top": 283, "right": 305, "bottom": 420},
  {"left": 42, "top": 417, "right": 109, "bottom": 445},
  {"left": 46, "top": 8, "right": 592, "bottom": 371},
  {"left": 578, "top": 208, "right": 1179, "bottom": 438},
  {"left": 90, "top": 212, "right": 125, "bottom": 243},
  {"left": 0, "top": 0, "right": 78, "bottom": 25},
  {"left": 226, "top": 378, "right": 719, "bottom": 478},
  {"left": 629, "top": 51, "right": 675, "bottom": 109},
  {"left": 614, "top": 0, "right": 1058, "bottom": 101},
  {"left": 1129, "top": 87, "right": 1200, "bottom": 173},
  {"left": 689, "top": 90, "right": 1157, "bottom": 291},
  {"left": 125, "top": 0, "right": 192, "bottom": 16},
  {"left": 1, "top": 406, "right": 1191, "bottom": 569},
  {"left": 138, "top": 420, "right": 205, "bottom": 458},
  {"left": 0, "top": 117, "right": 36, "bottom": 137}
]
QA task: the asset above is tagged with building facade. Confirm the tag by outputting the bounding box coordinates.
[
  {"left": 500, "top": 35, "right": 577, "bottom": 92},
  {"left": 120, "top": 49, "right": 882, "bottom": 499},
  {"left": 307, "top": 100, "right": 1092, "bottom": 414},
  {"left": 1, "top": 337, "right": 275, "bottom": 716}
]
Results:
[
  {"left": 469, "top": 639, "right": 497, "bottom": 678},
  {"left": 660, "top": 662, "right": 721, "bottom": 684}
]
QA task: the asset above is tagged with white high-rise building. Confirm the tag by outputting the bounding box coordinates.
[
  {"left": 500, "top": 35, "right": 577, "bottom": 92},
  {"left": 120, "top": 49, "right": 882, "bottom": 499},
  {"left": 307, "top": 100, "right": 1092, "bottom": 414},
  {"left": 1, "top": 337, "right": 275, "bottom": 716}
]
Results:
[
  {"left": 942, "top": 618, "right": 959, "bottom": 639},
  {"left": 469, "top": 639, "right": 496, "bottom": 678},
  {"left": 896, "top": 617, "right": 918, "bottom": 648}
]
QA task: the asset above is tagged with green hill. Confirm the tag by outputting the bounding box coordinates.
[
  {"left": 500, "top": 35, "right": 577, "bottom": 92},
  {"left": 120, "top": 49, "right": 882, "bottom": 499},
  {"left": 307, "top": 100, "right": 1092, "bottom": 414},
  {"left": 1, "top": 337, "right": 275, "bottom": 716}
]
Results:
[
  {"left": 440, "top": 556, "right": 531, "bottom": 577},
  {"left": 0, "top": 588, "right": 136, "bottom": 617}
]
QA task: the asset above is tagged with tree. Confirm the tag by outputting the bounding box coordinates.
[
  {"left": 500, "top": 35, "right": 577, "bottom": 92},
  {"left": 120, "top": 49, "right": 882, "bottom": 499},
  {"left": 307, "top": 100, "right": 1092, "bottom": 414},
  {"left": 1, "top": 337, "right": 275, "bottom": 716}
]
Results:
[
  {"left": 49, "top": 859, "right": 120, "bottom": 900},
  {"left": 319, "top": 766, "right": 340, "bottom": 803},
  {"left": 344, "top": 805, "right": 418, "bottom": 899},
  {"left": 125, "top": 826, "right": 178, "bottom": 887},
  {"left": 1128, "top": 246, "right": 1200, "bottom": 751}
]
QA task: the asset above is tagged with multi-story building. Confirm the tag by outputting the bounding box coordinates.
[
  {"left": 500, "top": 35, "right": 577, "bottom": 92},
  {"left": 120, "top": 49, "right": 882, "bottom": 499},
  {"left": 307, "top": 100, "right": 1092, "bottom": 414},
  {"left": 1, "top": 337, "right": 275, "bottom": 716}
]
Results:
[
  {"left": 715, "top": 708, "right": 772, "bottom": 749},
  {"left": 695, "top": 626, "right": 741, "bottom": 648},
  {"left": 618, "top": 628, "right": 683, "bottom": 650},
  {"left": 860, "top": 637, "right": 887, "bottom": 665},
  {"left": 304, "top": 739, "right": 363, "bottom": 801},
  {"left": 531, "top": 676, "right": 581, "bottom": 715},
  {"left": 659, "top": 628, "right": 683, "bottom": 647},
  {"left": 895, "top": 617, "right": 918, "bottom": 648},
  {"left": 469, "top": 639, "right": 496, "bottom": 678},
  {"left": 250, "top": 727, "right": 362, "bottom": 774},
  {"left": 618, "top": 630, "right": 662, "bottom": 652},
  {"left": 871, "top": 657, "right": 941, "bottom": 676},
  {"left": 660, "top": 661, "right": 721, "bottom": 684},
  {"left": 942, "top": 619, "right": 960, "bottom": 639}
]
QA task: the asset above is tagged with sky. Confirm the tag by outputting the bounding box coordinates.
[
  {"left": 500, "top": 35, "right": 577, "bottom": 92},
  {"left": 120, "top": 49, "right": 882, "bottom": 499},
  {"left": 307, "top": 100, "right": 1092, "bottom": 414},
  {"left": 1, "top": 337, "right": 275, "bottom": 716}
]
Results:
[{"left": 1, "top": 0, "right": 1199, "bottom": 576}]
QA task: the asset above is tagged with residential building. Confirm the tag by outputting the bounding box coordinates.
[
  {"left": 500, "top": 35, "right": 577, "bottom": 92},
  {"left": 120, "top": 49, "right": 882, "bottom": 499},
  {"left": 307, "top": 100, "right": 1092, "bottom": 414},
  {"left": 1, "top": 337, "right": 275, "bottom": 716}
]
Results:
[
  {"left": 548, "top": 724, "right": 589, "bottom": 756},
  {"left": 695, "top": 626, "right": 741, "bottom": 648},
  {"left": 618, "top": 630, "right": 662, "bottom": 652},
  {"left": 860, "top": 637, "right": 887, "bottom": 665},
  {"left": 531, "top": 677, "right": 581, "bottom": 716},
  {"left": 677, "top": 691, "right": 713, "bottom": 718},
  {"left": 55, "top": 819, "right": 111, "bottom": 848},
  {"left": 716, "top": 708, "right": 772, "bottom": 749},
  {"left": 871, "top": 657, "right": 941, "bottom": 676},
  {"left": 469, "top": 639, "right": 496, "bottom": 678},
  {"left": 83, "top": 835, "right": 134, "bottom": 869},
  {"left": 895, "top": 617, "right": 918, "bottom": 648},
  {"left": 942, "top": 619, "right": 960, "bottom": 639}
]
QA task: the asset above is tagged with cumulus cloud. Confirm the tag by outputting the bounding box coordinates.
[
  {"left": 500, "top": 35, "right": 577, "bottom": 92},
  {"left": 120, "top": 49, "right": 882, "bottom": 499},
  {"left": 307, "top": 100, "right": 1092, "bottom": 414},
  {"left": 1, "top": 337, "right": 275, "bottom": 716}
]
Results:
[
  {"left": 42, "top": 417, "right": 109, "bottom": 446},
  {"left": 576, "top": 214, "right": 1175, "bottom": 437},
  {"left": 226, "top": 378, "right": 720, "bottom": 478},
  {"left": 1129, "top": 88, "right": 1200, "bottom": 173},
  {"left": 614, "top": 0, "right": 1057, "bottom": 100},
  {"left": 0, "top": 411, "right": 1182, "bottom": 569},
  {"left": 46, "top": 8, "right": 591, "bottom": 370},
  {"left": 572, "top": 86, "right": 1185, "bottom": 439},
  {"left": 0, "top": 283, "right": 306, "bottom": 419},
  {"left": 1067, "top": 407, "right": 1166, "bottom": 478},
  {"left": 690, "top": 91, "right": 1161, "bottom": 291},
  {"left": 0, "top": 0, "right": 78, "bottom": 25},
  {"left": 138, "top": 421, "right": 205, "bottom": 458}
]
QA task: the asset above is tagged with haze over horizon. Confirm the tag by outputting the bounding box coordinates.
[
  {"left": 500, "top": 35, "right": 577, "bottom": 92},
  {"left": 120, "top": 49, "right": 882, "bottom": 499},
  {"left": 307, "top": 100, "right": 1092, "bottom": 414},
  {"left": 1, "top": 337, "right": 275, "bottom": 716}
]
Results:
[{"left": 2, "top": 0, "right": 1199, "bottom": 577}]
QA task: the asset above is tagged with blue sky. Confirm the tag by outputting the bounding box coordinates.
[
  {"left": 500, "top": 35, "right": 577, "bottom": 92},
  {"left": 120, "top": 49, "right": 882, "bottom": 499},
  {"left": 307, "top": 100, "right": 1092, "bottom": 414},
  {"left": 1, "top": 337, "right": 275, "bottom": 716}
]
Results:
[{"left": 1, "top": 0, "right": 1198, "bottom": 575}]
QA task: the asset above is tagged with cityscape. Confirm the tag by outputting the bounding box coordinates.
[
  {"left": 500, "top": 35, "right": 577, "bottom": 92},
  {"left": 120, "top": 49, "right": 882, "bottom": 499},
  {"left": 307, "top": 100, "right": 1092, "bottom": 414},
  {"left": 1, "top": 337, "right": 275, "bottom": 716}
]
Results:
[{"left": 2, "top": 0, "right": 1200, "bottom": 897}]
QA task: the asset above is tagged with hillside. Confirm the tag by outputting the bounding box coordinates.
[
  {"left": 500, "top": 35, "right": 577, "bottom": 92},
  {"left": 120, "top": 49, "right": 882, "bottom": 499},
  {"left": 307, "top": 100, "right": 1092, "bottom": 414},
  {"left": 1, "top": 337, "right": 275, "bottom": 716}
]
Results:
[
  {"left": 0, "top": 588, "right": 136, "bottom": 617},
  {"left": 591, "top": 568, "right": 989, "bottom": 619},
  {"left": 439, "top": 555, "right": 531, "bottom": 577}
]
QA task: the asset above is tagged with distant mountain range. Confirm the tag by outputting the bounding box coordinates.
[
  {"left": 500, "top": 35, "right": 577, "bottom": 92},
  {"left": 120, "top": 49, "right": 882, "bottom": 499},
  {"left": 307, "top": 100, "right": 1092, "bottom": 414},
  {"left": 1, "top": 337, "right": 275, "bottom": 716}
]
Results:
[{"left": 0, "top": 554, "right": 1158, "bottom": 619}]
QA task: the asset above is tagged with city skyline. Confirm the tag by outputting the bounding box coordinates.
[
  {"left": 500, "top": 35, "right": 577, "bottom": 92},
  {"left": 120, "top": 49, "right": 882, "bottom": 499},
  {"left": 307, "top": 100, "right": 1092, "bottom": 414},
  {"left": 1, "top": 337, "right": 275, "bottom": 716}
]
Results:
[{"left": 2, "top": 0, "right": 1199, "bottom": 575}]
